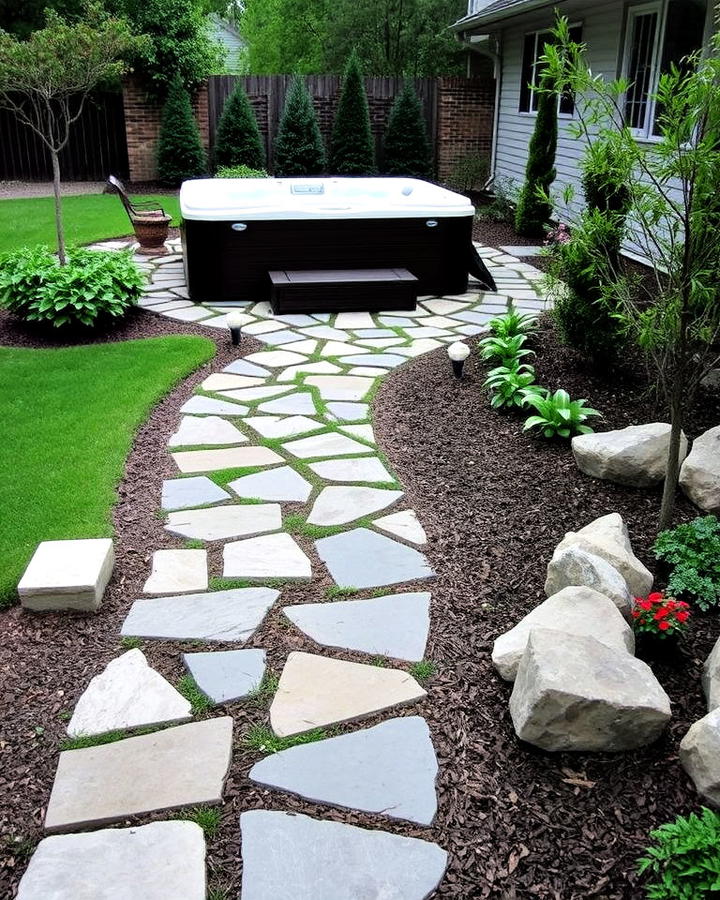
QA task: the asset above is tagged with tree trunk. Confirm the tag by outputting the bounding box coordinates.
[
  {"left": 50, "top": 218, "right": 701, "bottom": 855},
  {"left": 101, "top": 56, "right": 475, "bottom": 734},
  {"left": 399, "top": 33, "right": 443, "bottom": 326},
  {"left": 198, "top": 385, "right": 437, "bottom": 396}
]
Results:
[
  {"left": 658, "top": 388, "right": 685, "bottom": 533},
  {"left": 51, "top": 150, "right": 66, "bottom": 265}
]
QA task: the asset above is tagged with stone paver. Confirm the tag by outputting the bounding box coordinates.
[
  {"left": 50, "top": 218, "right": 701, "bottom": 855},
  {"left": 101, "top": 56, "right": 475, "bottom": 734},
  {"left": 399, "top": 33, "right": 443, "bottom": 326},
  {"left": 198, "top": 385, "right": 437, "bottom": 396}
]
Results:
[
  {"left": 172, "top": 446, "right": 283, "bottom": 473},
  {"left": 184, "top": 648, "right": 266, "bottom": 704},
  {"left": 316, "top": 528, "right": 434, "bottom": 588},
  {"left": 308, "top": 486, "right": 403, "bottom": 525},
  {"left": 283, "top": 431, "right": 373, "bottom": 459},
  {"left": 223, "top": 359, "right": 270, "bottom": 378},
  {"left": 304, "top": 375, "right": 374, "bottom": 401},
  {"left": 239, "top": 810, "right": 447, "bottom": 899},
  {"left": 165, "top": 504, "right": 281, "bottom": 541},
  {"left": 243, "top": 414, "right": 321, "bottom": 438},
  {"left": 223, "top": 533, "right": 312, "bottom": 580},
  {"left": 201, "top": 373, "right": 266, "bottom": 392},
  {"left": 168, "top": 415, "right": 247, "bottom": 447},
  {"left": 17, "top": 821, "right": 206, "bottom": 900},
  {"left": 340, "top": 354, "right": 406, "bottom": 368},
  {"left": 180, "top": 396, "right": 248, "bottom": 417},
  {"left": 245, "top": 350, "right": 307, "bottom": 367},
  {"left": 325, "top": 402, "right": 369, "bottom": 421},
  {"left": 335, "top": 311, "right": 376, "bottom": 329},
  {"left": 228, "top": 466, "right": 312, "bottom": 502},
  {"left": 18, "top": 539, "right": 114, "bottom": 612},
  {"left": 161, "top": 476, "right": 231, "bottom": 511},
  {"left": 308, "top": 456, "right": 394, "bottom": 483},
  {"left": 270, "top": 652, "right": 426, "bottom": 736},
  {"left": 258, "top": 392, "right": 317, "bottom": 415},
  {"left": 373, "top": 509, "right": 427, "bottom": 545},
  {"left": 143, "top": 549, "right": 208, "bottom": 595},
  {"left": 219, "top": 385, "right": 292, "bottom": 402},
  {"left": 300, "top": 325, "right": 351, "bottom": 341},
  {"left": 278, "top": 361, "right": 341, "bottom": 381},
  {"left": 249, "top": 716, "right": 437, "bottom": 824},
  {"left": 45, "top": 718, "right": 233, "bottom": 832}
]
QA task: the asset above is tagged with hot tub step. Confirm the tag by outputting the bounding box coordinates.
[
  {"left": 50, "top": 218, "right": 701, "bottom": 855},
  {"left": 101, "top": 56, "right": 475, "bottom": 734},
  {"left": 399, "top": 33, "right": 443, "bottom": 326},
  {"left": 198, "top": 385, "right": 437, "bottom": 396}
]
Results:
[{"left": 268, "top": 268, "right": 418, "bottom": 314}]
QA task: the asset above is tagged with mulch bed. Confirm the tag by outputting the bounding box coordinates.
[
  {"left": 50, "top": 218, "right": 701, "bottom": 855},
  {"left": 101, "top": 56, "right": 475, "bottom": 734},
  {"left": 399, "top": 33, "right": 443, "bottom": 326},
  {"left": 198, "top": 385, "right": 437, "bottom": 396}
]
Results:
[{"left": 1, "top": 297, "right": 719, "bottom": 897}]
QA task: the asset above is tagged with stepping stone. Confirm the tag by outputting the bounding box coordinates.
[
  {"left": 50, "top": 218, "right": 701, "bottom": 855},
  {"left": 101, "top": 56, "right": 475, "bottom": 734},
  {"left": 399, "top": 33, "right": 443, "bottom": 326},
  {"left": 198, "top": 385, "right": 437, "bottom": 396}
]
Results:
[
  {"left": 455, "top": 323, "right": 487, "bottom": 336},
  {"left": 421, "top": 298, "right": 470, "bottom": 314},
  {"left": 353, "top": 328, "right": 396, "bottom": 338},
  {"left": 277, "top": 361, "right": 341, "bottom": 382},
  {"left": 311, "top": 312, "right": 331, "bottom": 321},
  {"left": 373, "top": 509, "right": 427, "bottom": 545},
  {"left": 180, "top": 396, "right": 248, "bottom": 417},
  {"left": 270, "top": 652, "right": 426, "bottom": 736},
  {"left": 229, "top": 467, "right": 312, "bottom": 502},
  {"left": 280, "top": 339, "right": 317, "bottom": 356},
  {"left": 378, "top": 316, "right": 414, "bottom": 327},
  {"left": 161, "top": 476, "right": 231, "bottom": 511},
  {"left": 452, "top": 310, "right": 496, "bottom": 326},
  {"left": 393, "top": 339, "right": 443, "bottom": 357},
  {"left": 168, "top": 415, "right": 247, "bottom": 448},
  {"left": 283, "top": 432, "right": 372, "bottom": 459},
  {"left": 258, "top": 392, "right": 316, "bottom": 415},
  {"left": 499, "top": 244, "right": 543, "bottom": 256},
  {"left": 122, "top": 588, "right": 278, "bottom": 642},
  {"left": 403, "top": 326, "right": 452, "bottom": 339},
  {"left": 244, "top": 319, "right": 287, "bottom": 335},
  {"left": 201, "top": 373, "right": 265, "bottom": 392},
  {"left": 18, "top": 538, "right": 114, "bottom": 613},
  {"left": 285, "top": 591, "right": 430, "bottom": 661},
  {"left": 45, "top": 718, "right": 233, "bottom": 832},
  {"left": 223, "top": 359, "right": 269, "bottom": 378},
  {"left": 143, "top": 549, "right": 207, "bottom": 594},
  {"left": 376, "top": 306, "right": 429, "bottom": 318},
  {"left": 319, "top": 340, "right": 360, "bottom": 357},
  {"left": 245, "top": 350, "right": 307, "bottom": 367},
  {"left": 184, "top": 648, "right": 266, "bottom": 704},
  {"left": 422, "top": 314, "right": 462, "bottom": 329},
  {"left": 355, "top": 338, "right": 404, "bottom": 349},
  {"left": 346, "top": 366, "right": 389, "bottom": 377},
  {"left": 255, "top": 329, "right": 305, "bottom": 346},
  {"left": 203, "top": 311, "right": 254, "bottom": 328},
  {"left": 304, "top": 375, "right": 374, "bottom": 401},
  {"left": 325, "top": 402, "right": 368, "bottom": 421},
  {"left": 341, "top": 424, "right": 375, "bottom": 443},
  {"left": 308, "top": 457, "right": 393, "bottom": 483},
  {"left": 67, "top": 649, "right": 191, "bottom": 738},
  {"left": 219, "top": 385, "right": 293, "bottom": 402},
  {"left": 249, "top": 301, "right": 273, "bottom": 317},
  {"left": 316, "top": 528, "right": 434, "bottom": 588},
  {"left": 223, "top": 534, "right": 311, "bottom": 580},
  {"left": 239, "top": 810, "right": 447, "bottom": 900},
  {"left": 243, "top": 415, "right": 321, "bottom": 439},
  {"left": 165, "top": 504, "right": 281, "bottom": 541},
  {"left": 335, "top": 311, "right": 375, "bottom": 329},
  {"left": 17, "top": 821, "right": 206, "bottom": 900},
  {"left": 249, "top": 717, "right": 437, "bottom": 824},
  {"left": 308, "top": 486, "right": 403, "bottom": 526},
  {"left": 172, "top": 446, "right": 283, "bottom": 474},
  {"left": 300, "top": 325, "right": 350, "bottom": 342},
  {"left": 164, "top": 307, "right": 212, "bottom": 322},
  {"left": 201, "top": 315, "right": 247, "bottom": 329},
  {"left": 273, "top": 313, "right": 317, "bottom": 326},
  {"left": 340, "top": 354, "right": 406, "bottom": 368}
]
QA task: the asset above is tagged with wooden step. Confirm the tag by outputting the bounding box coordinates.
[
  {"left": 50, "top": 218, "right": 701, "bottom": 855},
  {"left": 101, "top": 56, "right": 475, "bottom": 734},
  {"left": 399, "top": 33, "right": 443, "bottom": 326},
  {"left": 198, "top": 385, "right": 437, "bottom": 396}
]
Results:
[{"left": 268, "top": 268, "right": 418, "bottom": 315}]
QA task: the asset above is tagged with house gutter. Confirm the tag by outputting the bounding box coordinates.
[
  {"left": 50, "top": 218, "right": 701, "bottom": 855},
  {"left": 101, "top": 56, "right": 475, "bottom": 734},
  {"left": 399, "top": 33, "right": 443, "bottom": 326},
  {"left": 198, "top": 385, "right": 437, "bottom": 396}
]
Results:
[{"left": 450, "top": 0, "right": 562, "bottom": 33}]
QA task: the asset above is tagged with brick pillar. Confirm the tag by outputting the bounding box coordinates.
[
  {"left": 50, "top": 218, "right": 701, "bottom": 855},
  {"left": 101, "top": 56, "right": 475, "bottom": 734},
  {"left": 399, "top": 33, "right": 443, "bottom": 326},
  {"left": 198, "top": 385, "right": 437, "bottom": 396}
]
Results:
[
  {"left": 435, "top": 73, "right": 495, "bottom": 183},
  {"left": 122, "top": 76, "right": 210, "bottom": 183}
]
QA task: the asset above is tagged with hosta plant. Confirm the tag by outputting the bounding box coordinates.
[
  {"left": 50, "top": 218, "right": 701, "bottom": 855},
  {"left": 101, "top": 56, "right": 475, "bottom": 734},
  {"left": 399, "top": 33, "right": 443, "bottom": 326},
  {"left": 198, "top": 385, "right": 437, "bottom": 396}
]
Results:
[
  {"left": 653, "top": 516, "right": 720, "bottom": 611},
  {"left": 483, "top": 362, "right": 544, "bottom": 410},
  {"left": 632, "top": 592, "right": 691, "bottom": 639},
  {"left": 488, "top": 307, "right": 538, "bottom": 339},
  {"left": 478, "top": 332, "right": 535, "bottom": 366},
  {"left": 522, "top": 388, "right": 601, "bottom": 439}
]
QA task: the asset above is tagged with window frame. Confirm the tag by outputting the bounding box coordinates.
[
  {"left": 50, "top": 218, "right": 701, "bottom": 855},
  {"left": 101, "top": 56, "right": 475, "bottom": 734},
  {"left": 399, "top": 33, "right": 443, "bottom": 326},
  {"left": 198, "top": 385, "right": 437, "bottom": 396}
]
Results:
[
  {"left": 620, "top": 1, "right": 666, "bottom": 141},
  {"left": 518, "top": 23, "right": 583, "bottom": 120}
]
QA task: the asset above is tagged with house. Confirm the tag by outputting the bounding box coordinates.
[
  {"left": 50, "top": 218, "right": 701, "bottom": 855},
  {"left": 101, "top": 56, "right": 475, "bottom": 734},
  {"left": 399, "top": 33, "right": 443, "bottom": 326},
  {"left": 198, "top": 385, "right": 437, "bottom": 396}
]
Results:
[
  {"left": 451, "top": 0, "right": 714, "bottom": 225},
  {"left": 208, "top": 14, "right": 246, "bottom": 73}
]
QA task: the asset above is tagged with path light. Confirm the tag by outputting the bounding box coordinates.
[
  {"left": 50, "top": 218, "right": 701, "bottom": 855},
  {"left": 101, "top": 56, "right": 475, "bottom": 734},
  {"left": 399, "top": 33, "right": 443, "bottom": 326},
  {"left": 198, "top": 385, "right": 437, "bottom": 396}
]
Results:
[
  {"left": 447, "top": 341, "right": 470, "bottom": 379},
  {"left": 227, "top": 310, "right": 244, "bottom": 346}
]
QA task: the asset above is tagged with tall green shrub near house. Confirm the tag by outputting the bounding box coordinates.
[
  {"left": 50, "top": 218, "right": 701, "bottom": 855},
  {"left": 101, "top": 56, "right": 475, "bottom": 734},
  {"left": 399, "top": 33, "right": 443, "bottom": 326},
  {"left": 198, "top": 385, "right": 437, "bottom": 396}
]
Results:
[
  {"left": 382, "top": 82, "right": 432, "bottom": 178},
  {"left": 273, "top": 76, "right": 325, "bottom": 176},
  {"left": 328, "top": 50, "right": 375, "bottom": 175},
  {"left": 514, "top": 71, "right": 557, "bottom": 236},
  {"left": 157, "top": 74, "right": 207, "bottom": 186},
  {"left": 213, "top": 82, "right": 265, "bottom": 171}
]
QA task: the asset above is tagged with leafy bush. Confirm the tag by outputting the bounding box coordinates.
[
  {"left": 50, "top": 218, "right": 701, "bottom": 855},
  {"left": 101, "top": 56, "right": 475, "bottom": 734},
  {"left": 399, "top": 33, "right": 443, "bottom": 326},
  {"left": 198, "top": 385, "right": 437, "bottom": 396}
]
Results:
[
  {"left": 273, "top": 75, "right": 326, "bottom": 176},
  {"left": 523, "top": 388, "right": 601, "bottom": 439},
  {"left": 515, "top": 73, "right": 557, "bottom": 237},
  {"left": 156, "top": 74, "right": 207, "bottom": 186},
  {"left": 483, "top": 362, "right": 543, "bottom": 410},
  {"left": 477, "top": 176, "right": 517, "bottom": 223},
  {"left": 215, "top": 165, "right": 268, "bottom": 178},
  {"left": 489, "top": 307, "right": 538, "bottom": 339},
  {"left": 328, "top": 50, "right": 375, "bottom": 175},
  {"left": 447, "top": 153, "right": 489, "bottom": 193},
  {"left": 0, "top": 247, "right": 145, "bottom": 328},
  {"left": 637, "top": 807, "right": 720, "bottom": 899},
  {"left": 478, "top": 333, "right": 535, "bottom": 366},
  {"left": 213, "top": 83, "right": 265, "bottom": 171},
  {"left": 382, "top": 83, "right": 432, "bottom": 178},
  {"left": 653, "top": 516, "right": 720, "bottom": 611}
]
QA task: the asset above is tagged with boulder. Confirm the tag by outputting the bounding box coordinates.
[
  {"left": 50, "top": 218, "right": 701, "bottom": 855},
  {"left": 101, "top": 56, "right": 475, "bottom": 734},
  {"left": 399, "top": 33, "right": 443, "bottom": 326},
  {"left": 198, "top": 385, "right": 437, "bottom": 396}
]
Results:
[
  {"left": 702, "top": 637, "right": 720, "bottom": 712},
  {"left": 701, "top": 369, "right": 720, "bottom": 392},
  {"left": 544, "top": 545, "right": 632, "bottom": 618},
  {"left": 510, "top": 629, "right": 671, "bottom": 752},
  {"left": 680, "top": 708, "right": 720, "bottom": 806},
  {"left": 556, "top": 513, "right": 653, "bottom": 597},
  {"left": 572, "top": 423, "right": 687, "bottom": 487},
  {"left": 491, "top": 586, "right": 634, "bottom": 682},
  {"left": 679, "top": 425, "right": 720, "bottom": 515}
]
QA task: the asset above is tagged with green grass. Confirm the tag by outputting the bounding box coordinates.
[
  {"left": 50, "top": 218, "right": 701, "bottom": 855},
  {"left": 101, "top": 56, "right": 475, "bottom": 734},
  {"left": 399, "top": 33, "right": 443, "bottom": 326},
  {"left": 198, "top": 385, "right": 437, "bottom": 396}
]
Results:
[
  {"left": 120, "top": 636, "right": 143, "bottom": 651},
  {"left": 0, "top": 336, "right": 214, "bottom": 607},
  {"left": 409, "top": 660, "right": 437, "bottom": 683},
  {"left": 0, "top": 193, "right": 181, "bottom": 254},
  {"left": 173, "top": 805, "right": 222, "bottom": 837},
  {"left": 177, "top": 674, "right": 212, "bottom": 714},
  {"left": 247, "top": 672, "right": 279, "bottom": 708},
  {"left": 243, "top": 724, "right": 330, "bottom": 753}
]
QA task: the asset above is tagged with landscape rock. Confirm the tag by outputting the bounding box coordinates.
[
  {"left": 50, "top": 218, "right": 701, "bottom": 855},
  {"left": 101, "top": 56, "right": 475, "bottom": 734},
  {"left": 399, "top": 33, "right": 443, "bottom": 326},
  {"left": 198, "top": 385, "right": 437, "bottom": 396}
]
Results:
[
  {"left": 702, "top": 636, "right": 720, "bottom": 711},
  {"left": 183, "top": 649, "right": 266, "bottom": 704},
  {"left": 509, "top": 629, "right": 671, "bottom": 751},
  {"left": 18, "top": 538, "right": 114, "bottom": 612},
  {"left": 572, "top": 423, "right": 687, "bottom": 487},
  {"left": 701, "top": 368, "right": 720, "bottom": 391},
  {"left": 679, "top": 708, "right": 720, "bottom": 806},
  {"left": 142, "top": 549, "right": 207, "bottom": 594},
  {"left": 679, "top": 425, "right": 720, "bottom": 514},
  {"left": 544, "top": 545, "right": 632, "bottom": 618},
  {"left": 316, "top": 528, "right": 434, "bottom": 589}
]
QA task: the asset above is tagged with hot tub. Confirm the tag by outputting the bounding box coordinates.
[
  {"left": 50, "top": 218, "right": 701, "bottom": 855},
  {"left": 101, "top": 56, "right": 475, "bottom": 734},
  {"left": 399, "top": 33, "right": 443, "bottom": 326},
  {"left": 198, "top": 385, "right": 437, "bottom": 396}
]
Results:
[{"left": 180, "top": 177, "right": 478, "bottom": 308}]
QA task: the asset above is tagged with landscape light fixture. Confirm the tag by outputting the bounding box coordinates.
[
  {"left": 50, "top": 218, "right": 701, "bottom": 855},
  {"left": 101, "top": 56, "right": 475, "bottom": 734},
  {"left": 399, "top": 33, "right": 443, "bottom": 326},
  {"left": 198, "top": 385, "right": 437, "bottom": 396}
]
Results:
[
  {"left": 226, "top": 310, "right": 244, "bottom": 346},
  {"left": 447, "top": 341, "right": 470, "bottom": 378}
]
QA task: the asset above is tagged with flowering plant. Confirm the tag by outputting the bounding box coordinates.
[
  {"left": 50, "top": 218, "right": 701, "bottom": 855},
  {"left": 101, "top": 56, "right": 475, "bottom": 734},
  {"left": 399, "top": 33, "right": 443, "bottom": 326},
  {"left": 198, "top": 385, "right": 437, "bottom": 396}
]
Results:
[
  {"left": 545, "top": 222, "right": 571, "bottom": 246},
  {"left": 632, "top": 592, "right": 691, "bottom": 638}
]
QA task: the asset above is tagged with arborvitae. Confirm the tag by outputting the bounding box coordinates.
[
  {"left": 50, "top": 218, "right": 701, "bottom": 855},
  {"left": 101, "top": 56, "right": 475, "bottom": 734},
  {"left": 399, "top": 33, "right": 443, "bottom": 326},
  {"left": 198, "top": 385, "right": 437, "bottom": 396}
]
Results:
[
  {"left": 273, "top": 76, "right": 326, "bottom": 176},
  {"left": 514, "top": 73, "right": 557, "bottom": 236},
  {"left": 213, "top": 82, "right": 265, "bottom": 171},
  {"left": 156, "top": 75, "right": 207, "bottom": 186},
  {"left": 382, "top": 82, "right": 432, "bottom": 178},
  {"left": 328, "top": 50, "right": 376, "bottom": 175}
]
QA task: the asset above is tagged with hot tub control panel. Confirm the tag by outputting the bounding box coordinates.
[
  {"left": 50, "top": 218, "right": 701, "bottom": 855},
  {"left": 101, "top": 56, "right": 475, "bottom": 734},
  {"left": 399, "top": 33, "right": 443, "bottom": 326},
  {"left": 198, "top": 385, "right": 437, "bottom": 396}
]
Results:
[{"left": 290, "top": 183, "right": 325, "bottom": 194}]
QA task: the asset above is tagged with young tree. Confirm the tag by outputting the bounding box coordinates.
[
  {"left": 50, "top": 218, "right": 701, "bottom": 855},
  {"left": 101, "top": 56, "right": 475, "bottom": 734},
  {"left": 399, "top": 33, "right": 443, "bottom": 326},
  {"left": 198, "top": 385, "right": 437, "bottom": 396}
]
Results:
[
  {"left": 273, "top": 76, "right": 325, "bottom": 176},
  {"left": 156, "top": 74, "right": 208, "bottom": 185},
  {"left": 0, "top": 5, "right": 139, "bottom": 264},
  {"left": 328, "top": 50, "right": 376, "bottom": 175},
  {"left": 382, "top": 81, "right": 432, "bottom": 178},
  {"left": 514, "top": 69, "right": 558, "bottom": 236},
  {"left": 213, "top": 82, "right": 265, "bottom": 171}
]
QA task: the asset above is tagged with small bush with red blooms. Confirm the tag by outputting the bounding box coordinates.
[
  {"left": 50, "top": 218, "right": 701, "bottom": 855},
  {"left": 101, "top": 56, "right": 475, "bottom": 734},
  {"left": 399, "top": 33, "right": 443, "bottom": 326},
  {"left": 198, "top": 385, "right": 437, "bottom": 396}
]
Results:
[{"left": 632, "top": 592, "right": 691, "bottom": 639}]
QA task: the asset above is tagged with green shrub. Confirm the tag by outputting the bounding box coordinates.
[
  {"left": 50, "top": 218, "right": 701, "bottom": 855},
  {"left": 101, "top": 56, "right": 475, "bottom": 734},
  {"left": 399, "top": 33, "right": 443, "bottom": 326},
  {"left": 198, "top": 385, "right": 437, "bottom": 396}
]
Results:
[
  {"left": 213, "top": 83, "right": 265, "bottom": 172},
  {"left": 637, "top": 807, "right": 720, "bottom": 899},
  {"left": 488, "top": 307, "right": 538, "bottom": 339},
  {"left": 382, "top": 83, "right": 432, "bottom": 178},
  {"left": 328, "top": 50, "right": 375, "bottom": 175},
  {"left": 273, "top": 75, "right": 326, "bottom": 176},
  {"left": 0, "top": 247, "right": 145, "bottom": 328},
  {"left": 483, "top": 362, "right": 542, "bottom": 410},
  {"left": 215, "top": 165, "right": 268, "bottom": 178},
  {"left": 523, "top": 388, "right": 601, "bottom": 439},
  {"left": 447, "top": 153, "right": 489, "bottom": 193},
  {"left": 515, "top": 73, "right": 557, "bottom": 237},
  {"left": 653, "top": 516, "right": 720, "bottom": 611},
  {"left": 478, "top": 333, "right": 535, "bottom": 367},
  {"left": 157, "top": 74, "right": 207, "bottom": 186},
  {"left": 477, "top": 176, "right": 517, "bottom": 223}
]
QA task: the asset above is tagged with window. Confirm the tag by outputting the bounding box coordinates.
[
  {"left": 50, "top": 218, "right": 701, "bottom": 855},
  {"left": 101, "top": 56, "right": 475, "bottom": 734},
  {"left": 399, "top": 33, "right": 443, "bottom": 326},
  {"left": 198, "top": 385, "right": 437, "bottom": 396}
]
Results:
[
  {"left": 622, "top": 0, "right": 707, "bottom": 139},
  {"left": 519, "top": 25, "right": 583, "bottom": 116}
]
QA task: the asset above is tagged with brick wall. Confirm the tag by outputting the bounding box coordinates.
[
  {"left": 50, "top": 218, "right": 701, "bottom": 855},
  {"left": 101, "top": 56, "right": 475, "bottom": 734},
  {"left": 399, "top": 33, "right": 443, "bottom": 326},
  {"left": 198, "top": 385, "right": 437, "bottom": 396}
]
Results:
[{"left": 435, "top": 75, "right": 495, "bottom": 183}]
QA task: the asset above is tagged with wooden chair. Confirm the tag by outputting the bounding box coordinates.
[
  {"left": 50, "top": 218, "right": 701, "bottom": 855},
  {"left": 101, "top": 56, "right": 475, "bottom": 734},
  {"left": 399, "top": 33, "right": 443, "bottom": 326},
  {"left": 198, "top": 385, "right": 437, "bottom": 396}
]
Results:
[{"left": 105, "top": 175, "right": 170, "bottom": 224}]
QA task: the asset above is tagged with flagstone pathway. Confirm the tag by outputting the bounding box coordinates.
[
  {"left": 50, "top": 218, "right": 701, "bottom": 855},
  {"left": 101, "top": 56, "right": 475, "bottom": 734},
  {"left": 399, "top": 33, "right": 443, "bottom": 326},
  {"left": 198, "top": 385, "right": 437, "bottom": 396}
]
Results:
[{"left": 19, "top": 238, "right": 548, "bottom": 897}]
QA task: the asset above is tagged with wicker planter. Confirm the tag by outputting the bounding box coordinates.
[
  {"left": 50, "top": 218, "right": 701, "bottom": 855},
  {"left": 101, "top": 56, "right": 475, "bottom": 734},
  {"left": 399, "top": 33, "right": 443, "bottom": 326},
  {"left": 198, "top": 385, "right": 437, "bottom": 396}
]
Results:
[{"left": 132, "top": 213, "right": 171, "bottom": 256}]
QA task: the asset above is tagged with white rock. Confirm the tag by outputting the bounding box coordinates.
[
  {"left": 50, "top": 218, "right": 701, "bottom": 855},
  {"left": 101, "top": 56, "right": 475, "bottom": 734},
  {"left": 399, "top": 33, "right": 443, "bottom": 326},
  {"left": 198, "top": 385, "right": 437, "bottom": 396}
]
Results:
[
  {"left": 18, "top": 539, "right": 114, "bottom": 612},
  {"left": 143, "top": 549, "right": 207, "bottom": 594},
  {"left": 680, "top": 707, "right": 720, "bottom": 806},
  {"left": 373, "top": 509, "right": 427, "bottom": 545},
  {"left": 544, "top": 545, "right": 632, "bottom": 618},
  {"left": 680, "top": 425, "right": 720, "bottom": 514},
  {"left": 223, "top": 533, "right": 311, "bottom": 580},
  {"left": 307, "top": 486, "right": 403, "bottom": 526},
  {"left": 702, "top": 637, "right": 720, "bottom": 711},
  {"left": 168, "top": 415, "right": 247, "bottom": 447},
  {"left": 572, "top": 423, "right": 688, "bottom": 487}
]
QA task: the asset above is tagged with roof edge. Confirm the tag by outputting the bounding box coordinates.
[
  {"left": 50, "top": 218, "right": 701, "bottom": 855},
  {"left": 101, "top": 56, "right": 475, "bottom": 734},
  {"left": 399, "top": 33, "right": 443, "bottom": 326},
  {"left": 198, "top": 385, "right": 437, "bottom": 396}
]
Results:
[{"left": 451, "top": 0, "right": 561, "bottom": 33}]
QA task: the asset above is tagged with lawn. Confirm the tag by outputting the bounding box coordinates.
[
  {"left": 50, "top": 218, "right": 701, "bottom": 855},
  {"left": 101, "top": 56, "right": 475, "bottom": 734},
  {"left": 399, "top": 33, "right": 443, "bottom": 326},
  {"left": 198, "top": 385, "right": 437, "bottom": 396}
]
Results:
[
  {"left": 0, "top": 193, "right": 181, "bottom": 254},
  {"left": 0, "top": 335, "right": 214, "bottom": 607}
]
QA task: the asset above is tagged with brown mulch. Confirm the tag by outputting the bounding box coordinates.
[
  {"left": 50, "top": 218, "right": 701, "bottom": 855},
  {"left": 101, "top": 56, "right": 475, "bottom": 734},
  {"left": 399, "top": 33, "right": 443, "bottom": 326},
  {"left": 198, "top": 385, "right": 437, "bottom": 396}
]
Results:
[{"left": 1, "top": 302, "right": 719, "bottom": 897}]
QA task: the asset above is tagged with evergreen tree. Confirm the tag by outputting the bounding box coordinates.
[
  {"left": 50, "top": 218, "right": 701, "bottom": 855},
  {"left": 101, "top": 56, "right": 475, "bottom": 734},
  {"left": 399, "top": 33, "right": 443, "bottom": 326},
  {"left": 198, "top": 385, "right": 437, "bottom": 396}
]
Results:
[
  {"left": 328, "top": 50, "right": 375, "bottom": 175},
  {"left": 514, "top": 72, "right": 557, "bottom": 236},
  {"left": 382, "top": 82, "right": 432, "bottom": 178},
  {"left": 156, "top": 74, "right": 207, "bottom": 186},
  {"left": 273, "top": 76, "right": 325, "bottom": 176},
  {"left": 213, "top": 82, "right": 265, "bottom": 171}
]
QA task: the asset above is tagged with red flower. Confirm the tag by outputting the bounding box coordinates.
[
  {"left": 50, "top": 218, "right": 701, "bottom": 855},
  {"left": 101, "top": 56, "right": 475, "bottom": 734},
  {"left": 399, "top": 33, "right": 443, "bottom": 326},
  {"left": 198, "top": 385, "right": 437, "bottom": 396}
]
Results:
[
  {"left": 666, "top": 600, "right": 677, "bottom": 612},
  {"left": 658, "top": 620, "right": 670, "bottom": 631},
  {"left": 638, "top": 599, "right": 652, "bottom": 611},
  {"left": 654, "top": 607, "right": 670, "bottom": 620},
  {"left": 648, "top": 592, "right": 664, "bottom": 602},
  {"left": 676, "top": 611, "right": 689, "bottom": 623},
  {"left": 632, "top": 610, "right": 640, "bottom": 618}
]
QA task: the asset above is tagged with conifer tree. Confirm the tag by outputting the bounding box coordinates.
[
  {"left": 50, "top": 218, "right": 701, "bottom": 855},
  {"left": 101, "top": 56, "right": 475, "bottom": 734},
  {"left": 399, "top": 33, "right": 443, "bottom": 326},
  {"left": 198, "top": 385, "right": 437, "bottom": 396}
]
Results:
[
  {"left": 382, "top": 82, "right": 432, "bottom": 178},
  {"left": 213, "top": 82, "right": 265, "bottom": 171},
  {"left": 328, "top": 50, "right": 375, "bottom": 175},
  {"left": 157, "top": 74, "right": 207, "bottom": 186},
  {"left": 273, "top": 76, "right": 325, "bottom": 176},
  {"left": 514, "top": 72, "right": 557, "bottom": 236}
]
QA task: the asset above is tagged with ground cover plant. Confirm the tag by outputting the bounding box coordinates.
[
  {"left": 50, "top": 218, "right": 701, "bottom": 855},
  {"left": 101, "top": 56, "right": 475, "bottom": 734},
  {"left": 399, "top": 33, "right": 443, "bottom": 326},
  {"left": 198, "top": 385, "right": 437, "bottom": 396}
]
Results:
[
  {"left": 653, "top": 516, "right": 720, "bottom": 611},
  {"left": 0, "top": 335, "right": 213, "bottom": 606}
]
